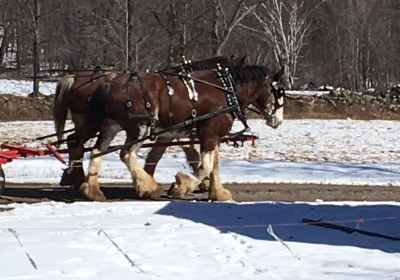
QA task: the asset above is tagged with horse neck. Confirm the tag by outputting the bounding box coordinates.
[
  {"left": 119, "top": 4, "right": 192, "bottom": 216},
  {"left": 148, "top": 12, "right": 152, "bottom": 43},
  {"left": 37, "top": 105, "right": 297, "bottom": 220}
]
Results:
[{"left": 235, "top": 81, "right": 260, "bottom": 108}]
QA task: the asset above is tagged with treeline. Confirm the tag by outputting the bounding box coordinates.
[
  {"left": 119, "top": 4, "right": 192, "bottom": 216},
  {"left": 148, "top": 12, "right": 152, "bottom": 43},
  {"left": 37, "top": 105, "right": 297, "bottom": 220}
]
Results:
[{"left": 0, "top": 0, "right": 399, "bottom": 91}]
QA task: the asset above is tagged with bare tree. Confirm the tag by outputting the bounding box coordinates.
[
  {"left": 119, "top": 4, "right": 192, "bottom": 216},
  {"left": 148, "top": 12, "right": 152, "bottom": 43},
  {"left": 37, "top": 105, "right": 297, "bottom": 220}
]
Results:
[
  {"left": 210, "top": 0, "right": 258, "bottom": 55},
  {"left": 241, "top": 0, "right": 327, "bottom": 88},
  {"left": 0, "top": 0, "right": 399, "bottom": 90},
  {"left": 0, "top": 0, "right": 18, "bottom": 68},
  {"left": 17, "top": 0, "right": 45, "bottom": 96}
]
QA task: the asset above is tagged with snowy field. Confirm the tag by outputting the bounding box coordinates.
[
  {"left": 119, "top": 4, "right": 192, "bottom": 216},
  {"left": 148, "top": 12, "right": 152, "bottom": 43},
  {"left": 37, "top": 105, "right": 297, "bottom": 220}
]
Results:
[
  {"left": 0, "top": 79, "right": 331, "bottom": 97},
  {"left": 1, "top": 80, "right": 400, "bottom": 279},
  {"left": 1, "top": 201, "right": 400, "bottom": 279},
  {"left": 0, "top": 79, "right": 56, "bottom": 96}
]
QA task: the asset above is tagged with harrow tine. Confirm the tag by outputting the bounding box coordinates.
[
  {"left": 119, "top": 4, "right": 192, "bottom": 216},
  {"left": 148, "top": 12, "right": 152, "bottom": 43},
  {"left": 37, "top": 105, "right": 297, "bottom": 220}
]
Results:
[{"left": 45, "top": 143, "right": 67, "bottom": 165}]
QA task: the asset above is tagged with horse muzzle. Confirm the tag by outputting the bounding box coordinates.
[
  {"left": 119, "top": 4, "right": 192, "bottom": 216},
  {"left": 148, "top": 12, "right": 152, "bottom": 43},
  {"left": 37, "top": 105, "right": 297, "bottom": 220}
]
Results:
[{"left": 265, "top": 110, "right": 283, "bottom": 129}]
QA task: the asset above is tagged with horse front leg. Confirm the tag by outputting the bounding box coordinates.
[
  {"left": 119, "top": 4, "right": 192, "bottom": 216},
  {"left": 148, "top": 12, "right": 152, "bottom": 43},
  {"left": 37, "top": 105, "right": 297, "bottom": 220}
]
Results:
[
  {"left": 80, "top": 121, "right": 121, "bottom": 201},
  {"left": 120, "top": 136, "right": 163, "bottom": 199},
  {"left": 169, "top": 145, "right": 232, "bottom": 201},
  {"left": 207, "top": 148, "right": 232, "bottom": 201}
]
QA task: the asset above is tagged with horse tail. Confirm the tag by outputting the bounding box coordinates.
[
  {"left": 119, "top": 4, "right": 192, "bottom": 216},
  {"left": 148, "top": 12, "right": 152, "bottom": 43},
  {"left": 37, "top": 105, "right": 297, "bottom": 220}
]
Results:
[{"left": 53, "top": 75, "right": 75, "bottom": 142}]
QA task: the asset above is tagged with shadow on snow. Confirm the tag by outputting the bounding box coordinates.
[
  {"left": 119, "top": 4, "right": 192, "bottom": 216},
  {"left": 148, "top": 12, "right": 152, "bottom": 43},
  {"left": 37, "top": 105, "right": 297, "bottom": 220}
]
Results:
[{"left": 156, "top": 201, "right": 400, "bottom": 253}]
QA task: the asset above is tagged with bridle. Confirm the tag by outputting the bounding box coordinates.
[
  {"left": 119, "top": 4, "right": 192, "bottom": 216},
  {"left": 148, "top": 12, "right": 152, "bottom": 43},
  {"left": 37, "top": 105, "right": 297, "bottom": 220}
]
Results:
[
  {"left": 265, "top": 84, "right": 285, "bottom": 117},
  {"left": 249, "top": 82, "right": 285, "bottom": 118}
]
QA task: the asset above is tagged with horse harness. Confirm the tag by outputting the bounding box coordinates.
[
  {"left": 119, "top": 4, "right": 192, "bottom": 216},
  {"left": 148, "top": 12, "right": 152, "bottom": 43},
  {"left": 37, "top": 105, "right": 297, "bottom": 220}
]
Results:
[
  {"left": 113, "top": 61, "right": 285, "bottom": 154},
  {"left": 156, "top": 61, "right": 250, "bottom": 136},
  {"left": 124, "top": 72, "right": 158, "bottom": 140}
]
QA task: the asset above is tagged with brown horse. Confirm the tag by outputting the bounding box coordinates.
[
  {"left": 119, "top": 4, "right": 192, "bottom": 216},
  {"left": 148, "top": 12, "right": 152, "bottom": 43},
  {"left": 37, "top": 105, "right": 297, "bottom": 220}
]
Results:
[
  {"left": 54, "top": 57, "right": 243, "bottom": 196},
  {"left": 143, "top": 55, "right": 246, "bottom": 178},
  {"left": 81, "top": 64, "right": 285, "bottom": 201},
  {"left": 53, "top": 68, "right": 117, "bottom": 188}
]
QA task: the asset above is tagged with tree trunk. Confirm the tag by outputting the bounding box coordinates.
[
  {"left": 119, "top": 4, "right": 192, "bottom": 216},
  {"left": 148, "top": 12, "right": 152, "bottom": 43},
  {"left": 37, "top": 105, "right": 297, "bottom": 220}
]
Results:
[
  {"left": 0, "top": 25, "right": 10, "bottom": 66},
  {"left": 210, "top": 0, "right": 220, "bottom": 55},
  {"left": 31, "top": 0, "right": 40, "bottom": 97},
  {"left": 16, "top": 23, "right": 21, "bottom": 75}
]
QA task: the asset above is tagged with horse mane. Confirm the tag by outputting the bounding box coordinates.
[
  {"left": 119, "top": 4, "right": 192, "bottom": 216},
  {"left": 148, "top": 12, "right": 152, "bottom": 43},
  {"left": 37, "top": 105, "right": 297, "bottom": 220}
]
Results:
[{"left": 230, "top": 65, "right": 270, "bottom": 84}]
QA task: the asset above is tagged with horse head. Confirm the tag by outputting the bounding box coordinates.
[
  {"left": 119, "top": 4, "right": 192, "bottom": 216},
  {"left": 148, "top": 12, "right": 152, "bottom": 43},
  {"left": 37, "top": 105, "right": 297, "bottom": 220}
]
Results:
[
  {"left": 263, "top": 68, "right": 285, "bottom": 128},
  {"left": 235, "top": 66, "right": 285, "bottom": 129}
]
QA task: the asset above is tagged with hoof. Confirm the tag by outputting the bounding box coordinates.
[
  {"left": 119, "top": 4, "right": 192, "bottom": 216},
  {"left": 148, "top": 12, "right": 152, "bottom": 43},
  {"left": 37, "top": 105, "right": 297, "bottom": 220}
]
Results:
[
  {"left": 209, "top": 188, "right": 233, "bottom": 201},
  {"left": 167, "top": 183, "right": 187, "bottom": 199},
  {"left": 168, "top": 171, "right": 198, "bottom": 198},
  {"left": 136, "top": 183, "right": 163, "bottom": 199},
  {"left": 60, "top": 167, "right": 85, "bottom": 188},
  {"left": 80, "top": 182, "right": 107, "bottom": 202}
]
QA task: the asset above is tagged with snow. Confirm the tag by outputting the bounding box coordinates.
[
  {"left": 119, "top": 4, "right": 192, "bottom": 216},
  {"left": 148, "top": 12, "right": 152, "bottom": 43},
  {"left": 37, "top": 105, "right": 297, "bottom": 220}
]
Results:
[
  {"left": 1, "top": 201, "right": 400, "bottom": 279},
  {"left": 0, "top": 78, "right": 332, "bottom": 98},
  {"left": 0, "top": 79, "right": 56, "bottom": 96},
  {"left": 1, "top": 83, "right": 400, "bottom": 278},
  {"left": 286, "top": 90, "right": 330, "bottom": 97}
]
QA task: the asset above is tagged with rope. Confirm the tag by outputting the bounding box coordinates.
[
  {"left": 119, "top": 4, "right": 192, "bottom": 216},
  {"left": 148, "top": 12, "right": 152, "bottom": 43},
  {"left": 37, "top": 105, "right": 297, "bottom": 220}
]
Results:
[{"left": 0, "top": 216, "right": 399, "bottom": 232}]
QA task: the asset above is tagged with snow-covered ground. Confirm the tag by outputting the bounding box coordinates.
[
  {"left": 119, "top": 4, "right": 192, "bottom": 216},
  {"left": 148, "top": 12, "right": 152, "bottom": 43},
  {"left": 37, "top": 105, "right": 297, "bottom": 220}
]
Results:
[
  {"left": 1, "top": 201, "right": 400, "bottom": 279},
  {"left": 0, "top": 79, "right": 56, "bottom": 96},
  {"left": 1, "top": 81, "right": 400, "bottom": 279}
]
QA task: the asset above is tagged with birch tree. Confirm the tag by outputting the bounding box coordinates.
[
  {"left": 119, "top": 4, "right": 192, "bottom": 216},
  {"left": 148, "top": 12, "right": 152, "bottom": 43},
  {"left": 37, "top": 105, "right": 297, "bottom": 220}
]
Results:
[{"left": 242, "top": 0, "right": 327, "bottom": 89}]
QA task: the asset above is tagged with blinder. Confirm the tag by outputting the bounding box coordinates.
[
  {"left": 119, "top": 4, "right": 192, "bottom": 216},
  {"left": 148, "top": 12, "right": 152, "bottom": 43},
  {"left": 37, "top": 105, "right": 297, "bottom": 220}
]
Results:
[
  {"left": 265, "top": 85, "right": 285, "bottom": 118},
  {"left": 276, "top": 87, "right": 285, "bottom": 98}
]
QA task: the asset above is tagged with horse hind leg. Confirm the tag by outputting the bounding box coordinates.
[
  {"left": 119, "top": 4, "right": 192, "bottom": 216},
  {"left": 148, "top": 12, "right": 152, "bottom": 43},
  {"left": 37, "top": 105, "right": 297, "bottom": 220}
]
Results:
[
  {"left": 143, "top": 136, "right": 170, "bottom": 176},
  {"left": 80, "top": 148, "right": 106, "bottom": 202},
  {"left": 181, "top": 144, "right": 210, "bottom": 192},
  {"left": 59, "top": 132, "right": 85, "bottom": 189},
  {"left": 80, "top": 123, "right": 120, "bottom": 201},
  {"left": 59, "top": 113, "right": 86, "bottom": 189}
]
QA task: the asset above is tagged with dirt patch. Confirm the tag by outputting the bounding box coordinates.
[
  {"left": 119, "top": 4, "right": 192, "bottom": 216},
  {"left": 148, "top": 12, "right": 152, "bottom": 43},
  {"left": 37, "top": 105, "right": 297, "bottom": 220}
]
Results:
[
  {"left": 285, "top": 96, "right": 400, "bottom": 120},
  {"left": 1, "top": 183, "right": 400, "bottom": 204},
  {"left": 0, "top": 94, "right": 54, "bottom": 121}
]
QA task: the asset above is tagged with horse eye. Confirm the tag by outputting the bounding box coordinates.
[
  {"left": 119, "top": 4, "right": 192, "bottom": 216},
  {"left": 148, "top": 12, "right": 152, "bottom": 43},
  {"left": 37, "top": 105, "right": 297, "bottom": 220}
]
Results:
[{"left": 278, "top": 88, "right": 285, "bottom": 97}]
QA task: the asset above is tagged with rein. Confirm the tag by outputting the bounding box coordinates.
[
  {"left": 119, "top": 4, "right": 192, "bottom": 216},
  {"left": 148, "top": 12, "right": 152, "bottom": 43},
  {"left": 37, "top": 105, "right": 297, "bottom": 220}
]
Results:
[{"left": 69, "top": 73, "right": 110, "bottom": 93}]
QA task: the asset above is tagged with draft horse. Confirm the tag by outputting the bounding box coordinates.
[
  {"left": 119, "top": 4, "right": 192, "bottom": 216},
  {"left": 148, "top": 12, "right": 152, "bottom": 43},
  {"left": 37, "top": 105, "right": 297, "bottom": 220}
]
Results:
[
  {"left": 54, "top": 57, "right": 243, "bottom": 196},
  {"left": 53, "top": 68, "right": 117, "bottom": 188},
  {"left": 81, "top": 63, "right": 285, "bottom": 201}
]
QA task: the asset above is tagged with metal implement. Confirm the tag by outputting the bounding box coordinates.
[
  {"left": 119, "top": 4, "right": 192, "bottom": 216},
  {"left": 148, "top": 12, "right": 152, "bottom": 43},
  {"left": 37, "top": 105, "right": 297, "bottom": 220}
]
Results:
[
  {"left": 0, "top": 165, "right": 4, "bottom": 195},
  {"left": 0, "top": 133, "right": 257, "bottom": 194}
]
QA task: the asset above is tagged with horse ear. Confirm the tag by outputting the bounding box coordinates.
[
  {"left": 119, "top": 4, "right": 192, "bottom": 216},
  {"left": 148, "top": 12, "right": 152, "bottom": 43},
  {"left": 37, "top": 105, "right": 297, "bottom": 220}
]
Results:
[
  {"left": 272, "top": 67, "right": 285, "bottom": 82},
  {"left": 237, "top": 55, "right": 246, "bottom": 66},
  {"left": 265, "top": 75, "right": 273, "bottom": 83},
  {"left": 230, "top": 53, "right": 246, "bottom": 66}
]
